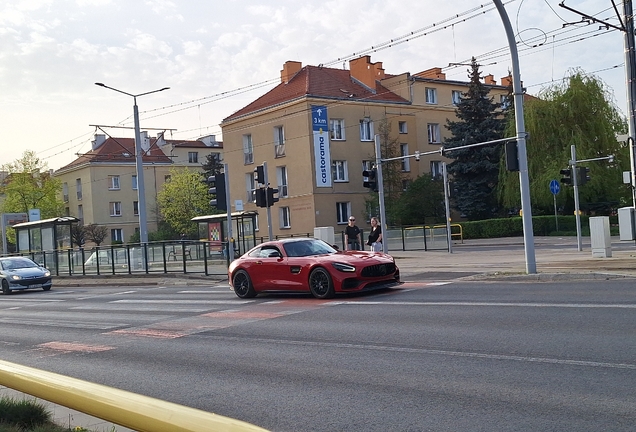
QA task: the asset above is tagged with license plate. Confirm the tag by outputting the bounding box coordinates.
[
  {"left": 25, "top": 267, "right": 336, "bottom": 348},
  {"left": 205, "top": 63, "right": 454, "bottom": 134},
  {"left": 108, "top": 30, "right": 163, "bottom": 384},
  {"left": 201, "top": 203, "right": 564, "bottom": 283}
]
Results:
[{"left": 28, "top": 284, "right": 42, "bottom": 289}]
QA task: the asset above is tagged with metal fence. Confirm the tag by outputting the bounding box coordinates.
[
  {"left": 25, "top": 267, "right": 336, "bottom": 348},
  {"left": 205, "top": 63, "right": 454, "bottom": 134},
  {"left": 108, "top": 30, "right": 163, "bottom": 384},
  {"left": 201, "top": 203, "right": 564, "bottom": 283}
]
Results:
[{"left": 14, "top": 225, "right": 459, "bottom": 277}]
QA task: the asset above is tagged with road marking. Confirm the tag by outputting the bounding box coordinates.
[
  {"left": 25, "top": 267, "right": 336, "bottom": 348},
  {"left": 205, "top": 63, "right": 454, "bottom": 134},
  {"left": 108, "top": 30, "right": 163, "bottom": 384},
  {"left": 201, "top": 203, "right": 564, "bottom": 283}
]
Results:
[
  {"left": 0, "top": 318, "right": 122, "bottom": 330},
  {"left": 177, "top": 290, "right": 232, "bottom": 294},
  {"left": 198, "top": 335, "right": 636, "bottom": 371},
  {"left": 111, "top": 299, "right": 253, "bottom": 304},
  {"left": 333, "top": 301, "right": 636, "bottom": 308}
]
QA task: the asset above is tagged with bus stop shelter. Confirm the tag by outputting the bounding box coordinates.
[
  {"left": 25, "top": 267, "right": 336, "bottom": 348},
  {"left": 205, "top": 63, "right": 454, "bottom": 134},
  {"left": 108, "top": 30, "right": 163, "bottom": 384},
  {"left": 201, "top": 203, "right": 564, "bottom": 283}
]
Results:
[{"left": 192, "top": 211, "right": 258, "bottom": 257}]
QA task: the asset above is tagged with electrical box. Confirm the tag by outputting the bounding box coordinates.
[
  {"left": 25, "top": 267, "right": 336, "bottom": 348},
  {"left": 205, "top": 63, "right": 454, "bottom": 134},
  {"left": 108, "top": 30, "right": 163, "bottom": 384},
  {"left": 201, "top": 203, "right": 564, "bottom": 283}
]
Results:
[
  {"left": 589, "top": 216, "right": 612, "bottom": 258},
  {"left": 618, "top": 207, "right": 636, "bottom": 241},
  {"left": 313, "top": 226, "right": 335, "bottom": 246}
]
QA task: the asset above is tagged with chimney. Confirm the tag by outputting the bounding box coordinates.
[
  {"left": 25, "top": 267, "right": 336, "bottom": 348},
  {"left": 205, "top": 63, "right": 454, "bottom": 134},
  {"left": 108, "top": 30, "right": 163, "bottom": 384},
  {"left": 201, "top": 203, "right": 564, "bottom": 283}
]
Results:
[
  {"left": 414, "top": 67, "right": 446, "bottom": 80},
  {"left": 484, "top": 74, "right": 496, "bottom": 85},
  {"left": 140, "top": 131, "right": 150, "bottom": 153},
  {"left": 92, "top": 134, "right": 106, "bottom": 150},
  {"left": 349, "top": 56, "right": 385, "bottom": 89},
  {"left": 156, "top": 131, "right": 166, "bottom": 147},
  {"left": 501, "top": 75, "right": 513, "bottom": 87},
  {"left": 281, "top": 61, "right": 302, "bottom": 83}
]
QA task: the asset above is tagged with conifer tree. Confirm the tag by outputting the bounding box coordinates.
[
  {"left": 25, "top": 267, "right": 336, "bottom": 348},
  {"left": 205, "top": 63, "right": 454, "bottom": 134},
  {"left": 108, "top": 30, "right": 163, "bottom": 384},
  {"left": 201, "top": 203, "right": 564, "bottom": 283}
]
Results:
[{"left": 445, "top": 57, "right": 506, "bottom": 220}]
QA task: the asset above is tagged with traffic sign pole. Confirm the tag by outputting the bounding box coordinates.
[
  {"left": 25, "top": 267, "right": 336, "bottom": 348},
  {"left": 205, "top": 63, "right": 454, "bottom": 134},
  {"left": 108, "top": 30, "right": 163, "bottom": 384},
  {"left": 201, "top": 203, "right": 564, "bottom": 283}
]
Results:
[{"left": 550, "top": 179, "right": 560, "bottom": 232}]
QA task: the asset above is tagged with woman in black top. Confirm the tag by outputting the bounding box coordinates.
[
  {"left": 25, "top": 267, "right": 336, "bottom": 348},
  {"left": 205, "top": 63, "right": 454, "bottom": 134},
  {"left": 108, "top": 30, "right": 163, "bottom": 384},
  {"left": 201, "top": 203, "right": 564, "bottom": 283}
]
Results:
[{"left": 367, "top": 217, "right": 382, "bottom": 252}]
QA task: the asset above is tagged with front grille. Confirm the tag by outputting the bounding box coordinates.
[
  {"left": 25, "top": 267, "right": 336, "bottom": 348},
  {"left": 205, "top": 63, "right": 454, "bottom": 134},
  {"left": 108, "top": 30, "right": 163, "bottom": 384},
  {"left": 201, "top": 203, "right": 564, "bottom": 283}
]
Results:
[{"left": 361, "top": 263, "right": 396, "bottom": 278}]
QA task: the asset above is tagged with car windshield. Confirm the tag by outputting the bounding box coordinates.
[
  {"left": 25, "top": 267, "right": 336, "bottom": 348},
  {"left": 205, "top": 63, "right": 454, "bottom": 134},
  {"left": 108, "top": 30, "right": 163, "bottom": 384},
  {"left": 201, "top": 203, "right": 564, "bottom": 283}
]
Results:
[
  {"left": 1, "top": 258, "right": 37, "bottom": 270},
  {"left": 283, "top": 240, "right": 336, "bottom": 257}
]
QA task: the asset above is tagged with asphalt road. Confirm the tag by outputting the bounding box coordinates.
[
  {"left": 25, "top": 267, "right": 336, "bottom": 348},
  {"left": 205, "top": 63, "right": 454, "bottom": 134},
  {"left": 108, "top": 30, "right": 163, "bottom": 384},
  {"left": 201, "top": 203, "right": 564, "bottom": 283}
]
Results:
[{"left": 0, "top": 278, "right": 634, "bottom": 432}]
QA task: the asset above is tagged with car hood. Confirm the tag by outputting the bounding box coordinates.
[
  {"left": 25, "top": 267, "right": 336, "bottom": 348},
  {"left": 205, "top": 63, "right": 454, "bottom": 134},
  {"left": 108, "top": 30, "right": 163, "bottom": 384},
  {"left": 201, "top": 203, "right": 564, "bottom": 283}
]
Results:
[
  {"left": 3, "top": 267, "right": 48, "bottom": 277},
  {"left": 325, "top": 250, "right": 395, "bottom": 264}
]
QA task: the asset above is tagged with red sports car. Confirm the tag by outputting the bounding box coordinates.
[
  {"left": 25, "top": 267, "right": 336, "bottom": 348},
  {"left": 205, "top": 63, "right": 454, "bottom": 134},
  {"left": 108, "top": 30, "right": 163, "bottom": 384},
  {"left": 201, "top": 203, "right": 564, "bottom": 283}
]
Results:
[{"left": 228, "top": 238, "right": 401, "bottom": 299}]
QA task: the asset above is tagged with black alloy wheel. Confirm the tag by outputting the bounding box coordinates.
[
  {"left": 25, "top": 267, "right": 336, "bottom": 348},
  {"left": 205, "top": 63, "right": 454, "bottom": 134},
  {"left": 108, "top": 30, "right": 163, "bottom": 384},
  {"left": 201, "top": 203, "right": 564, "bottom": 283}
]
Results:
[
  {"left": 232, "top": 269, "right": 256, "bottom": 298},
  {"left": 309, "top": 267, "right": 334, "bottom": 299},
  {"left": 1, "top": 279, "right": 11, "bottom": 295}
]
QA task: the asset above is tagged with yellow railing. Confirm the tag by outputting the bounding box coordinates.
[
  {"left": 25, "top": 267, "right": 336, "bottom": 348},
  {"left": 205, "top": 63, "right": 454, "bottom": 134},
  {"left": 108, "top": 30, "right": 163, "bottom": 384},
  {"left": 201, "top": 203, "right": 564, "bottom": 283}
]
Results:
[
  {"left": 430, "top": 224, "right": 463, "bottom": 243},
  {"left": 0, "top": 359, "right": 268, "bottom": 432}
]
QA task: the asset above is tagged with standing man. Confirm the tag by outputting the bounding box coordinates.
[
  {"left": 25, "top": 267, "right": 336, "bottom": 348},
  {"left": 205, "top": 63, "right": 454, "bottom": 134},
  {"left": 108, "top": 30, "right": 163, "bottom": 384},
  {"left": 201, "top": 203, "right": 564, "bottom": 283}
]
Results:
[{"left": 344, "top": 216, "right": 362, "bottom": 250}]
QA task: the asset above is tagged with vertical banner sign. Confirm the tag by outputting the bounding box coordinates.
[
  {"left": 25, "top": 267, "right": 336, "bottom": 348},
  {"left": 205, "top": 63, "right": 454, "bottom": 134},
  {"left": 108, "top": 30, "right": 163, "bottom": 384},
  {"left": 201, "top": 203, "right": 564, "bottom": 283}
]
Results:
[{"left": 312, "top": 105, "right": 332, "bottom": 187}]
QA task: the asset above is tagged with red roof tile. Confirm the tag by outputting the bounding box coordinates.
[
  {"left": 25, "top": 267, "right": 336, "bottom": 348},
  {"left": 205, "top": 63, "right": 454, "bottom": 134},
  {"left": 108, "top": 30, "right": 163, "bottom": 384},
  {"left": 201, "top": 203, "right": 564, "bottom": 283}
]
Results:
[{"left": 223, "top": 65, "right": 409, "bottom": 122}]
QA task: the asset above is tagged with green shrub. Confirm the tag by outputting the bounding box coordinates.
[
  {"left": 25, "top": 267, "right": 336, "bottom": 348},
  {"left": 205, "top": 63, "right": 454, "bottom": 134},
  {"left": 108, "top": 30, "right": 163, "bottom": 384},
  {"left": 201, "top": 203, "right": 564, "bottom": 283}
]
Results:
[{"left": 0, "top": 397, "right": 50, "bottom": 429}]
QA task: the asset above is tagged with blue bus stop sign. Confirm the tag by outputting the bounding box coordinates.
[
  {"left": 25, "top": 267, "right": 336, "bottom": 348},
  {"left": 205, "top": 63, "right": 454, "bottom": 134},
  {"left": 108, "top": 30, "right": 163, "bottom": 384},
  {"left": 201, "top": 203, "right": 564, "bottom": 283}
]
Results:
[{"left": 550, "top": 179, "right": 560, "bottom": 195}]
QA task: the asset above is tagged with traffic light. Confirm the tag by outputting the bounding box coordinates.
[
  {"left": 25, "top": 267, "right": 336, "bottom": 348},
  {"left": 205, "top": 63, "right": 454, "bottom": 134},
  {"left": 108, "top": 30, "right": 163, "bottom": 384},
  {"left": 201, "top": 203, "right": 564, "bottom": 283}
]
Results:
[
  {"left": 208, "top": 173, "right": 227, "bottom": 210},
  {"left": 560, "top": 168, "right": 572, "bottom": 186},
  {"left": 255, "top": 188, "right": 266, "bottom": 208},
  {"left": 267, "top": 187, "right": 279, "bottom": 207},
  {"left": 577, "top": 166, "right": 590, "bottom": 185},
  {"left": 363, "top": 168, "right": 378, "bottom": 191},
  {"left": 254, "top": 165, "right": 265, "bottom": 185},
  {"left": 505, "top": 140, "right": 519, "bottom": 171}
]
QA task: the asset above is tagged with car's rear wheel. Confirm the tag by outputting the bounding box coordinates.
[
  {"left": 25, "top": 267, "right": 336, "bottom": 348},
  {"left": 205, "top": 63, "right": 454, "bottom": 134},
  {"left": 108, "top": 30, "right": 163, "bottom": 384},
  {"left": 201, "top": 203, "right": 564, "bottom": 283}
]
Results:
[
  {"left": 2, "top": 280, "right": 11, "bottom": 295},
  {"left": 232, "top": 269, "right": 256, "bottom": 298},
  {"left": 309, "top": 267, "right": 334, "bottom": 299}
]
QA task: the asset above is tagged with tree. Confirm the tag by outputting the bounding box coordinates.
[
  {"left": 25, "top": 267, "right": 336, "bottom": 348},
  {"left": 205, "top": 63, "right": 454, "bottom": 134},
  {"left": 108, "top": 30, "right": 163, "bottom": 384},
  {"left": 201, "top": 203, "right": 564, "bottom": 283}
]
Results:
[
  {"left": 393, "top": 175, "right": 446, "bottom": 225},
  {"left": 364, "top": 118, "right": 407, "bottom": 224},
  {"left": 201, "top": 152, "right": 223, "bottom": 180},
  {"left": 85, "top": 224, "right": 108, "bottom": 246},
  {"left": 498, "top": 71, "right": 628, "bottom": 215},
  {"left": 445, "top": 58, "right": 506, "bottom": 220},
  {"left": 0, "top": 150, "right": 64, "bottom": 217},
  {"left": 157, "top": 167, "right": 211, "bottom": 237},
  {"left": 71, "top": 224, "right": 86, "bottom": 247}
]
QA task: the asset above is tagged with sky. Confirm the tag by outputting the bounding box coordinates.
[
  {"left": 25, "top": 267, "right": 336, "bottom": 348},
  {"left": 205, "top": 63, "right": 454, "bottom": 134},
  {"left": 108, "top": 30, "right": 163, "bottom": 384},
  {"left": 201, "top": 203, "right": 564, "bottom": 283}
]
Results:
[{"left": 0, "top": 0, "right": 628, "bottom": 170}]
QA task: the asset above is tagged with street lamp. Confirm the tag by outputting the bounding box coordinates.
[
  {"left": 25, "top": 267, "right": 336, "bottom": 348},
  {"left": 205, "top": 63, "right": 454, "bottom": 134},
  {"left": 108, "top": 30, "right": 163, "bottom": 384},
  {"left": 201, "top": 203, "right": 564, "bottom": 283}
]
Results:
[{"left": 94, "top": 83, "right": 169, "bottom": 247}]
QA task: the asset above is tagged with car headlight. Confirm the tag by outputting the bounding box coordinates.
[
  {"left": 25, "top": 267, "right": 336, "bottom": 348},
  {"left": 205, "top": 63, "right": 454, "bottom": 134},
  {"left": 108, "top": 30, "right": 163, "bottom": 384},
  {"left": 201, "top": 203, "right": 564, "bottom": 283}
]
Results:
[
  {"left": 332, "top": 262, "right": 356, "bottom": 272},
  {"left": 10, "top": 275, "right": 21, "bottom": 280},
  {"left": 43, "top": 271, "right": 51, "bottom": 277}
]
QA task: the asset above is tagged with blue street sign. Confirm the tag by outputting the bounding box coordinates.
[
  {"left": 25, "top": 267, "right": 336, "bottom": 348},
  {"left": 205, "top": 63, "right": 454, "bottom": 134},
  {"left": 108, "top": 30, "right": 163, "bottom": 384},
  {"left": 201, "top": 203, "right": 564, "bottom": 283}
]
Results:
[{"left": 550, "top": 179, "right": 560, "bottom": 195}]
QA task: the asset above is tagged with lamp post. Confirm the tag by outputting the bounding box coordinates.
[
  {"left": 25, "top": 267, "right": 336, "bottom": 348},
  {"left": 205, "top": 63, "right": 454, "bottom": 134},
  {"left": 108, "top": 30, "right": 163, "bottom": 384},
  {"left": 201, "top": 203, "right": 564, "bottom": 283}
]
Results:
[{"left": 94, "top": 83, "right": 169, "bottom": 247}]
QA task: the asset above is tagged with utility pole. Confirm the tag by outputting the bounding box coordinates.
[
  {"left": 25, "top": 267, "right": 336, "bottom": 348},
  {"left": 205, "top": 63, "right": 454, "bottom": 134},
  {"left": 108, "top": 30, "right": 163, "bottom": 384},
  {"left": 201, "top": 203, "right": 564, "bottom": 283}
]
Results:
[{"left": 374, "top": 135, "right": 388, "bottom": 253}]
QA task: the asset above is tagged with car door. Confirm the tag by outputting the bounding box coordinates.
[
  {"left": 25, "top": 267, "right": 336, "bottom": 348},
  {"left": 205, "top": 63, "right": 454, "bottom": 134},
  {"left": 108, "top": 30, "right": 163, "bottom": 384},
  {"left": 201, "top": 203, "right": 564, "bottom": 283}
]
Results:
[{"left": 254, "top": 246, "right": 288, "bottom": 289}]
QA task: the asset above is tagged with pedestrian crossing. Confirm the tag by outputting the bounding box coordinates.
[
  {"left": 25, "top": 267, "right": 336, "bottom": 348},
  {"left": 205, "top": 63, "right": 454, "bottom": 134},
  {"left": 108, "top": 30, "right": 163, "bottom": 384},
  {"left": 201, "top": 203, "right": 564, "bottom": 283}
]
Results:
[{"left": 0, "top": 281, "right": 454, "bottom": 357}]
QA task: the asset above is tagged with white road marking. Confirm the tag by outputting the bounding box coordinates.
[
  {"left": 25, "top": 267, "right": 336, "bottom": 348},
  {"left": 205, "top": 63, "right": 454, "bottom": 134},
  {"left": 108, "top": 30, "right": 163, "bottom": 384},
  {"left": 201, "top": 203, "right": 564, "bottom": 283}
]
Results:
[
  {"left": 111, "top": 299, "right": 253, "bottom": 305},
  {"left": 335, "top": 301, "right": 636, "bottom": 308}
]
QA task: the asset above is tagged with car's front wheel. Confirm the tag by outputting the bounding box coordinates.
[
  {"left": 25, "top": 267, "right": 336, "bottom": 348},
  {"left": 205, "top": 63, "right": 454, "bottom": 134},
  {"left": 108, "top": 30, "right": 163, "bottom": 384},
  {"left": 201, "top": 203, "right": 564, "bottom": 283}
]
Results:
[
  {"left": 309, "top": 267, "right": 334, "bottom": 299},
  {"left": 42, "top": 285, "right": 51, "bottom": 291},
  {"left": 1, "top": 280, "right": 11, "bottom": 295},
  {"left": 232, "top": 269, "right": 256, "bottom": 298}
]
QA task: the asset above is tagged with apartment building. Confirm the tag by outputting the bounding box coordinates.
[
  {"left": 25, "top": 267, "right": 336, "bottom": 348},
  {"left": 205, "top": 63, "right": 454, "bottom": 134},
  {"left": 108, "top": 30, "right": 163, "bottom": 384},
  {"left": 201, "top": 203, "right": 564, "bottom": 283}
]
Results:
[
  {"left": 54, "top": 132, "right": 222, "bottom": 245},
  {"left": 221, "top": 56, "right": 509, "bottom": 238}
]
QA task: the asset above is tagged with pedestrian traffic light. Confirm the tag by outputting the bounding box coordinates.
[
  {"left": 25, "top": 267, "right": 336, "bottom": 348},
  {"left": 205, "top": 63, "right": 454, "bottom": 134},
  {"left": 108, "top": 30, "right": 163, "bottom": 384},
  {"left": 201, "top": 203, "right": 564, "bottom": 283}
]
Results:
[
  {"left": 267, "top": 187, "right": 279, "bottom": 207},
  {"left": 363, "top": 168, "right": 378, "bottom": 191},
  {"left": 577, "top": 166, "right": 590, "bottom": 185},
  {"left": 208, "top": 173, "right": 227, "bottom": 210},
  {"left": 505, "top": 140, "right": 519, "bottom": 171},
  {"left": 254, "top": 165, "right": 265, "bottom": 185},
  {"left": 255, "top": 188, "right": 266, "bottom": 208},
  {"left": 560, "top": 168, "right": 572, "bottom": 185}
]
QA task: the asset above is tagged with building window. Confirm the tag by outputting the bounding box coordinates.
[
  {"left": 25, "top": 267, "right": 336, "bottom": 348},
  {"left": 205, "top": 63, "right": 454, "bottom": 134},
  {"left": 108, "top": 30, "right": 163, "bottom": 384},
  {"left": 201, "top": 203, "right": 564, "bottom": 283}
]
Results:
[
  {"left": 359, "top": 118, "right": 374, "bottom": 141},
  {"left": 188, "top": 152, "right": 199, "bottom": 163},
  {"left": 426, "top": 88, "right": 437, "bottom": 104},
  {"left": 246, "top": 173, "right": 256, "bottom": 202},
  {"left": 132, "top": 175, "right": 138, "bottom": 190},
  {"left": 280, "top": 207, "right": 291, "bottom": 229},
  {"left": 274, "top": 126, "right": 285, "bottom": 158},
  {"left": 402, "top": 179, "right": 410, "bottom": 191},
  {"left": 76, "top": 178, "right": 82, "bottom": 200},
  {"left": 431, "top": 161, "right": 443, "bottom": 178},
  {"left": 400, "top": 144, "right": 410, "bottom": 172},
  {"left": 111, "top": 229, "right": 123, "bottom": 243},
  {"left": 452, "top": 90, "right": 462, "bottom": 106},
  {"left": 398, "top": 121, "right": 408, "bottom": 134},
  {"left": 77, "top": 204, "right": 83, "bottom": 221},
  {"left": 330, "top": 119, "right": 345, "bottom": 140},
  {"left": 500, "top": 94, "right": 511, "bottom": 109},
  {"left": 277, "top": 166, "right": 288, "bottom": 197},
  {"left": 110, "top": 202, "right": 122, "bottom": 217},
  {"left": 243, "top": 134, "right": 254, "bottom": 165},
  {"left": 332, "top": 160, "right": 348, "bottom": 182},
  {"left": 133, "top": 201, "right": 139, "bottom": 216},
  {"left": 108, "top": 175, "right": 120, "bottom": 190},
  {"left": 427, "top": 123, "right": 441, "bottom": 144},
  {"left": 62, "top": 182, "right": 69, "bottom": 203},
  {"left": 336, "top": 202, "right": 351, "bottom": 224},
  {"left": 65, "top": 207, "right": 70, "bottom": 217},
  {"left": 164, "top": 175, "right": 171, "bottom": 182},
  {"left": 362, "top": 160, "right": 373, "bottom": 172}
]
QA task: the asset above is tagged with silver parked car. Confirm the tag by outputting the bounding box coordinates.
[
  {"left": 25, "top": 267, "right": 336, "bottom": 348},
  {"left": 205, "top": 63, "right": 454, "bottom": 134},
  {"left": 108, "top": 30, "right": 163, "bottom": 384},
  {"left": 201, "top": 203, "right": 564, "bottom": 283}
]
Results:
[{"left": 0, "top": 257, "right": 52, "bottom": 295}]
